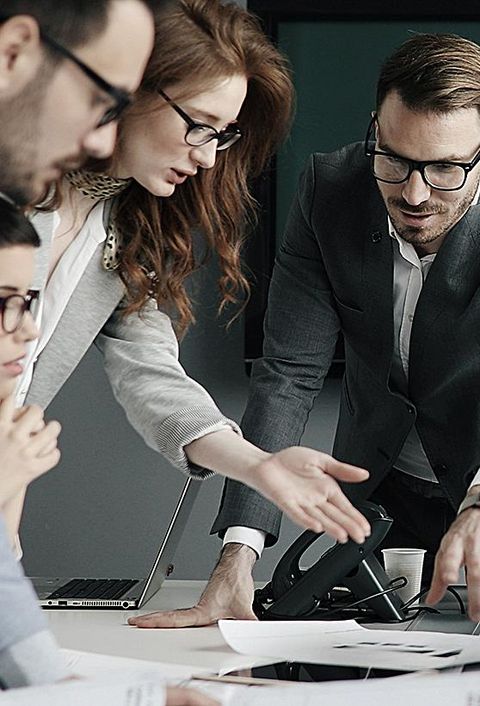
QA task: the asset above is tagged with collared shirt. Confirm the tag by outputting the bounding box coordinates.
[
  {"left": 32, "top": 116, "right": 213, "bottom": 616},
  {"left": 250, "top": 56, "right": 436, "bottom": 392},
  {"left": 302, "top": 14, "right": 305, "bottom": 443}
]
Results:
[
  {"left": 225, "top": 196, "right": 480, "bottom": 556},
  {"left": 388, "top": 220, "right": 437, "bottom": 483},
  {"left": 16, "top": 203, "right": 107, "bottom": 406}
]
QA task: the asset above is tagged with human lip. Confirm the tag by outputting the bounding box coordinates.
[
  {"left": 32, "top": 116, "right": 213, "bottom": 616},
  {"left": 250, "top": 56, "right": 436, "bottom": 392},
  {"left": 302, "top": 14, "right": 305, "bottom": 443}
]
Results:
[
  {"left": 398, "top": 209, "right": 437, "bottom": 226},
  {"left": 2, "top": 356, "right": 25, "bottom": 377},
  {"left": 169, "top": 168, "right": 196, "bottom": 185}
]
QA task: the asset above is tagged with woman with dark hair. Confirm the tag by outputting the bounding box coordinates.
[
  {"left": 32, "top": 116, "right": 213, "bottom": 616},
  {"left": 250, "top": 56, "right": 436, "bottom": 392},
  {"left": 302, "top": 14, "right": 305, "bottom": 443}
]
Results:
[
  {"left": 0, "top": 200, "right": 61, "bottom": 507},
  {"left": 14, "top": 0, "right": 369, "bottom": 568}
]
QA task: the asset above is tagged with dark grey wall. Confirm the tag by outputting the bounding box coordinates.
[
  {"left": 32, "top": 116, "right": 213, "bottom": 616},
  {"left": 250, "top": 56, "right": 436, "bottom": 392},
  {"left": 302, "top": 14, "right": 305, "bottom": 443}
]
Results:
[{"left": 21, "top": 254, "right": 339, "bottom": 583}]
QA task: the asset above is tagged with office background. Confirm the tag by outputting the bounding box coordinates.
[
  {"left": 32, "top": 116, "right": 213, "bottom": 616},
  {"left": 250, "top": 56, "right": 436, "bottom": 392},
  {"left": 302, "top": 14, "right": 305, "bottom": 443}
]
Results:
[{"left": 22, "top": 3, "right": 480, "bottom": 583}]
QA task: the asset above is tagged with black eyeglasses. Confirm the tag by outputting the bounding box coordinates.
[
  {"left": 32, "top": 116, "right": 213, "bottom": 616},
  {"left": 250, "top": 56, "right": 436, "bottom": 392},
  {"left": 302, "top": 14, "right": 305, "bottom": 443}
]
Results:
[
  {"left": 158, "top": 90, "right": 242, "bottom": 151},
  {"left": 364, "top": 115, "right": 480, "bottom": 192},
  {"left": 40, "top": 32, "right": 133, "bottom": 127},
  {"left": 0, "top": 16, "right": 133, "bottom": 128},
  {"left": 0, "top": 290, "right": 39, "bottom": 334}
]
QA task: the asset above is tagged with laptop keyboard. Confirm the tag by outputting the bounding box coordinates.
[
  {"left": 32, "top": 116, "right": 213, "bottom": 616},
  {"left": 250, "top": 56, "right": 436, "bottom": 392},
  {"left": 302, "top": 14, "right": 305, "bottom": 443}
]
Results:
[{"left": 47, "top": 578, "right": 139, "bottom": 600}]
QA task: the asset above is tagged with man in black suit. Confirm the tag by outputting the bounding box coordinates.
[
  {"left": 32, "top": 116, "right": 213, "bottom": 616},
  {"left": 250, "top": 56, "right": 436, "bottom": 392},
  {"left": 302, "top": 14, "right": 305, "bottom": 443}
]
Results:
[{"left": 130, "top": 32, "right": 480, "bottom": 627}]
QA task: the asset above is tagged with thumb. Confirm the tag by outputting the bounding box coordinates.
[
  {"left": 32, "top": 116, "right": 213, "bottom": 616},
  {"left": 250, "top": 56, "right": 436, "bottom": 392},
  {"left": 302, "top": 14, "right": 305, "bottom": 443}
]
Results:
[{"left": 319, "top": 457, "right": 369, "bottom": 483}]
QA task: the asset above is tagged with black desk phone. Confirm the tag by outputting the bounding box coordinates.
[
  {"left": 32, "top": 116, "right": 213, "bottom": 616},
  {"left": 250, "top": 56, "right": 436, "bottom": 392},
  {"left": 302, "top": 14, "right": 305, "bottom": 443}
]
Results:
[{"left": 253, "top": 502, "right": 406, "bottom": 622}]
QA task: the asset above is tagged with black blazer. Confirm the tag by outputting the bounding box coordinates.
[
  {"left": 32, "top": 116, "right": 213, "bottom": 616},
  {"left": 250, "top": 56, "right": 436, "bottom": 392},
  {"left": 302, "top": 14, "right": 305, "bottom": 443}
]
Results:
[{"left": 212, "top": 143, "right": 480, "bottom": 544}]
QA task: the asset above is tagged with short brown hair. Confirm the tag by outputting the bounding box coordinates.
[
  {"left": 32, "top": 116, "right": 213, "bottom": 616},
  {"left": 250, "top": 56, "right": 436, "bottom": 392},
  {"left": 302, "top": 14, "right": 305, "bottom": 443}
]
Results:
[{"left": 376, "top": 33, "right": 480, "bottom": 114}]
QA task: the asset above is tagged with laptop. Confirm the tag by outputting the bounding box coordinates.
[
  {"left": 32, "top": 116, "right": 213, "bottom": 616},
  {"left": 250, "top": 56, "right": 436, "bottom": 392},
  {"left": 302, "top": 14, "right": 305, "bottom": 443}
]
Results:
[{"left": 30, "top": 478, "right": 200, "bottom": 609}]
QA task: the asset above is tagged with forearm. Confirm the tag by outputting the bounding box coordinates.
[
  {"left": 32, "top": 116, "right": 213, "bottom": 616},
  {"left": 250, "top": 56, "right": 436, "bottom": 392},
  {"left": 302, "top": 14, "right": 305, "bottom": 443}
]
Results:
[
  {"left": 2, "top": 490, "right": 26, "bottom": 555},
  {"left": 185, "top": 429, "right": 268, "bottom": 486}
]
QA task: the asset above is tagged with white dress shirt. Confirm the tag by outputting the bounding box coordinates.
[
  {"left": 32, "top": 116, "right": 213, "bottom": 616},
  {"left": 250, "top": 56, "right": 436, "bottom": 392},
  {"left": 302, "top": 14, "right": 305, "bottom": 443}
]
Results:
[
  {"left": 16, "top": 203, "right": 107, "bottom": 406},
  {"left": 225, "top": 209, "right": 480, "bottom": 557}
]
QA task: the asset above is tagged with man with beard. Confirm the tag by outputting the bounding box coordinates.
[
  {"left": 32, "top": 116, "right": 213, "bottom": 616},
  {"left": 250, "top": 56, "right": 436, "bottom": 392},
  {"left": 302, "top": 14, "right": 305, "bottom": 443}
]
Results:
[
  {"left": 0, "top": 4, "right": 216, "bottom": 705},
  {"left": 132, "top": 32, "right": 480, "bottom": 629},
  {"left": 0, "top": 0, "right": 155, "bottom": 205}
]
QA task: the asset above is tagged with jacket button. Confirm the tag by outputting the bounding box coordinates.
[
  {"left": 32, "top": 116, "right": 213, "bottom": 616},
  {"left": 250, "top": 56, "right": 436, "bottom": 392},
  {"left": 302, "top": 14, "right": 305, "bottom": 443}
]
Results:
[
  {"left": 406, "top": 404, "right": 415, "bottom": 414},
  {"left": 371, "top": 231, "right": 382, "bottom": 243}
]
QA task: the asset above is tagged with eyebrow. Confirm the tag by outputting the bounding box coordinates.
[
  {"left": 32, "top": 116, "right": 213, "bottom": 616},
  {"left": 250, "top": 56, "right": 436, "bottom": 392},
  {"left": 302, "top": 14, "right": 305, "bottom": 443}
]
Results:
[
  {"left": 378, "top": 139, "right": 468, "bottom": 162},
  {"left": 187, "top": 105, "right": 222, "bottom": 123},
  {"left": 0, "top": 286, "right": 20, "bottom": 293}
]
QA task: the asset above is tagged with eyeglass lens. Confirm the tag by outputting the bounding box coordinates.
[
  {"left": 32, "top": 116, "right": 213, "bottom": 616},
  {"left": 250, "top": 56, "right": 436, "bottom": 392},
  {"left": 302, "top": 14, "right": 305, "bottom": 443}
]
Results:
[
  {"left": 372, "top": 154, "right": 466, "bottom": 190},
  {"left": 186, "top": 125, "right": 241, "bottom": 150},
  {"left": 1, "top": 294, "right": 36, "bottom": 333}
]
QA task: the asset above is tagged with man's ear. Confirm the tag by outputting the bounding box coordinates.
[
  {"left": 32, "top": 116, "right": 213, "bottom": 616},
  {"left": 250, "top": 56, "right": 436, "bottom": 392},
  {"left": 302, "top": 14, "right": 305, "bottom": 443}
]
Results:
[{"left": 0, "top": 16, "right": 43, "bottom": 95}]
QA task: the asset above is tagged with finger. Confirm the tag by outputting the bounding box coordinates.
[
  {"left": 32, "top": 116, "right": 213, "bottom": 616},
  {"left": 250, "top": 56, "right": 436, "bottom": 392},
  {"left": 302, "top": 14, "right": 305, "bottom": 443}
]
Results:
[
  {"left": 465, "top": 554, "right": 480, "bottom": 622},
  {"left": 315, "top": 456, "right": 369, "bottom": 483},
  {"left": 166, "top": 687, "right": 220, "bottom": 706},
  {"left": 311, "top": 499, "right": 370, "bottom": 544},
  {"left": 30, "top": 449, "right": 61, "bottom": 478},
  {"left": 13, "top": 405, "right": 45, "bottom": 437},
  {"left": 425, "top": 539, "right": 463, "bottom": 606},
  {"left": 27, "top": 421, "right": 61, "bottom": 456},
  {"left": 128, "top": 606, "right": 214, "bottom": 628},
  {"left": 321, "top": 485, "right": 372, "bottom": 535},
  {"left": 0, "top": 394, "right": 15, "bottom": 424}
]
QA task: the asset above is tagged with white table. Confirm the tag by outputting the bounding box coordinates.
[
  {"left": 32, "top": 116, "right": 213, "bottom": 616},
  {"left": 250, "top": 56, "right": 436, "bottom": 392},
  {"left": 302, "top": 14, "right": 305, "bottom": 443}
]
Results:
[{"left": 46, "top": 580, "right": 269, "bottom": 674}]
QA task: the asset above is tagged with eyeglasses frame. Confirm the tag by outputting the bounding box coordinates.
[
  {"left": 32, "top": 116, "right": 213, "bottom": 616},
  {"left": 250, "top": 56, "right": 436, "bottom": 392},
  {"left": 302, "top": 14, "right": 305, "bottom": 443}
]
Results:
[
  {"left": 364, "top": 114, "right": 480, "bottom": 192},
  {"left": 0, "top": 290, "right": 39, "bottom": 334},
  {"left": 0, "top": 15, "right": 133, "bottom": 127},
  {"left": 158, "top": 89, "right": 242, "bottom": 151}
]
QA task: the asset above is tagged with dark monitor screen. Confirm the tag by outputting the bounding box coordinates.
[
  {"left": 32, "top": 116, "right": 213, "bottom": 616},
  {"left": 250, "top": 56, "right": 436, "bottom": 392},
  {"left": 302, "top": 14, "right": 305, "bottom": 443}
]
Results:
[{"left": 244, "top": 1, "right": 480, "bottom": 364}]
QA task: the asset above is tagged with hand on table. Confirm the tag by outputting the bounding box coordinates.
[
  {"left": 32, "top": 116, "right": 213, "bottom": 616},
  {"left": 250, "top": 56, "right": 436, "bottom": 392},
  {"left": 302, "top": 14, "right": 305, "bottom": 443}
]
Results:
[
  {"left": 247, "top": 447, "right": 370, "bottom": 543},
  {"left": 425, "top": 507, "right": 480, "bottom": 621},
  {"left": 0, "top": 395, "right": 61, "bottom": 508},
  {"left": 166, "top": 686, "right": 219, "bottom": 706},
  {"left": 129, "top": 543, "right": 257, "bottom": 629}
]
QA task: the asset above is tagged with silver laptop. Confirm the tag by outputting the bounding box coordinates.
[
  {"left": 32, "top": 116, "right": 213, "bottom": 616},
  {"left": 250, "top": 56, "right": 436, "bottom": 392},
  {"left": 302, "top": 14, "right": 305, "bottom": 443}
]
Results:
[{"left": 30, "top": 478, "right": 200, "bottom": 609}]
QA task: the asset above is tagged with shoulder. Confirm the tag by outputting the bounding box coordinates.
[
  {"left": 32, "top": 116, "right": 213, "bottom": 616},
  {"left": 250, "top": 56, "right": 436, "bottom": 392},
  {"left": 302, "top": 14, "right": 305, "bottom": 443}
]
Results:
[
  {"left": 296, "top": 142, "right": 373, "bottom": 209},
  {"left": 309, "top": 142, "right": 369, "bottom": 184}
]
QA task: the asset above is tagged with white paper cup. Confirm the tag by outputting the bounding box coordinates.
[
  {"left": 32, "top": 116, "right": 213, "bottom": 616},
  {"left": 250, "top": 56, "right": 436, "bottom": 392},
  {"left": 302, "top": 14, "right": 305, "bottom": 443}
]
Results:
[{"left": 382, "top": 548, "right": 426, "bottom": 605}]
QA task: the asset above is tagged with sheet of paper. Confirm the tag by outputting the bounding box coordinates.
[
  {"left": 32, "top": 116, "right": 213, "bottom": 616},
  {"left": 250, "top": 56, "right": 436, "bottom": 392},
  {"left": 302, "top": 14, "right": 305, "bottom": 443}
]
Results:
[
  {"left": 0, "top": 672, "right": 167, "bottom": 706},
  {"left": 187, "top": 672, "right": 480, "bottom": 706},
  {"left": 219, "top": 619, "right": 480, "bottom": 671},
  {"left": 62, "top": 648, "right": 203, "bottom": 680}
]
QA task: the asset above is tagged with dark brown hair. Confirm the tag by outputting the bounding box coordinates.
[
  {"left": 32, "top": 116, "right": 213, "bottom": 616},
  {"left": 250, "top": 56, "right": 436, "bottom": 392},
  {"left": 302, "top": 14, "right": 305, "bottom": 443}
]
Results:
[
  {"left": 377, "top": 32, "right": 480, "bottom": 114},
  {"left": 95, "top": 0, "right": 293, "bottom": 334},
  {"left": 0, "top": 198, "right": 40, "bottom": 248}
]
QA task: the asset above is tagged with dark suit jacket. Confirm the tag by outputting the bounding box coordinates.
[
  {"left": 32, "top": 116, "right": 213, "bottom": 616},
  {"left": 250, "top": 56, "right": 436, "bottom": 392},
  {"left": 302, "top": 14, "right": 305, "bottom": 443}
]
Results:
[{"left": 212, "top": 142, "right": 480, "bottom": 545}]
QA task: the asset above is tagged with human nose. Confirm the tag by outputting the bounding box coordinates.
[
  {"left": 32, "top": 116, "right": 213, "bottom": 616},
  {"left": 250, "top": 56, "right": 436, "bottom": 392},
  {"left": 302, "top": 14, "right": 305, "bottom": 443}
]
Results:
[
  {"left": 190, "top": 140, "right": 217, "bottom": 170},
  {"left": 14, "top": 311, "right": 39, "bottom": 344},
  {"left": 82, "top": 121, "right": 118, "bottom": 160},
  {"left": 401, "top": 169, "right": 432, "bottom": 206}
]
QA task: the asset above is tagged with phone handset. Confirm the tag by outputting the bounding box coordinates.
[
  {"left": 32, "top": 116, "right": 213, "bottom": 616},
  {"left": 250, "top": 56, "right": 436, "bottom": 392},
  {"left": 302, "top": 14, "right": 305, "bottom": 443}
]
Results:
[{"left": 254, "top": 501, "right": 405, "bottom": 622}]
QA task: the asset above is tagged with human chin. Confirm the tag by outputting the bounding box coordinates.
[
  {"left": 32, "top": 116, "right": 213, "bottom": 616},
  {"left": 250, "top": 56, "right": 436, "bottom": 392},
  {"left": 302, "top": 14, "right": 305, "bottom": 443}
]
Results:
[{"left": 139, "top": 174, "right": 176, "bottom": 198}]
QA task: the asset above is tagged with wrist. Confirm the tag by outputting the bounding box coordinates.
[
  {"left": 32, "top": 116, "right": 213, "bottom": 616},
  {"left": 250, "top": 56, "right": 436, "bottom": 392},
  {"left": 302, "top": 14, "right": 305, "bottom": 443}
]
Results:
[
  {"left": 220, "top": 543, "right": 257, "bottom": 569},
  {"left": 458, "top": 486, "right": 480, "bottom": 515}
]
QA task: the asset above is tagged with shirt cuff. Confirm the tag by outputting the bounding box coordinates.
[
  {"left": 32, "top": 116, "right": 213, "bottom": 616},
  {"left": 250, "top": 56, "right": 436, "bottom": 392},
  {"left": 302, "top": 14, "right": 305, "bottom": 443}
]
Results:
[
  {"left": 468, "top": 468, "right": 480, "bottom": 490},
  {"left": 223, "top": 526, "right": 267, "bottom": 559},
  {"left": 0, "top": 629, "right": 69, "bottom": 688}
]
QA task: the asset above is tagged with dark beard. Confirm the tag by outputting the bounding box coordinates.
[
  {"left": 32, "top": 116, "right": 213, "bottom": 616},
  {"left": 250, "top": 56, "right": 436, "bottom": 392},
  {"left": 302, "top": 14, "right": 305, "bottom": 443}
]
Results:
[{"left": 0, "top": 66, "right": 50, "bottom": 206}]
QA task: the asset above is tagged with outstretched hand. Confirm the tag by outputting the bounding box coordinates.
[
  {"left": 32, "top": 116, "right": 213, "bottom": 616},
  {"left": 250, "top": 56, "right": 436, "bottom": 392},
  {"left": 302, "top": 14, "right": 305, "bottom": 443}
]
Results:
[
  {"left": 426, "top": 506, "right": 480, "bottom": 621},
  {"left": 129, "top": 543, "right": 257, "bottom": 629},
  {"left": 247, "top": 447, "right": 370, "bottom": 543}
]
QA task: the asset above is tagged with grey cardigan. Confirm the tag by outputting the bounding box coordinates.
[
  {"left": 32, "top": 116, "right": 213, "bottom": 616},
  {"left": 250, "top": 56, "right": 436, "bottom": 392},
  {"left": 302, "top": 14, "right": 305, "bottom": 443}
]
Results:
[{"left": 27, "top": 205, "right": 240, "bottom": 476}]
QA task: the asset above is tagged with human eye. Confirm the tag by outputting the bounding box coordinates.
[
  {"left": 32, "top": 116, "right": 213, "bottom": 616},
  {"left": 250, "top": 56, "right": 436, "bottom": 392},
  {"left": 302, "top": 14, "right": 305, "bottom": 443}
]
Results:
[{"left": 430, "top": 162, "right": 458, "bottom": 172}]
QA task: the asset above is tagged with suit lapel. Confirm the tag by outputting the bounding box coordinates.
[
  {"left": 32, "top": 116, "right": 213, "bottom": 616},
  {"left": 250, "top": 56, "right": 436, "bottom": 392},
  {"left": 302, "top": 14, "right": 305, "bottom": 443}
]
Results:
[
  {"left": 410, "top": 204, "right": 480, "bottom": 373},
  {"left": 360, "top": 188, "right": 395, "bottom": 380},
  {"left": 26, "top": 244, "right": 125, "bottom": 408}
]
